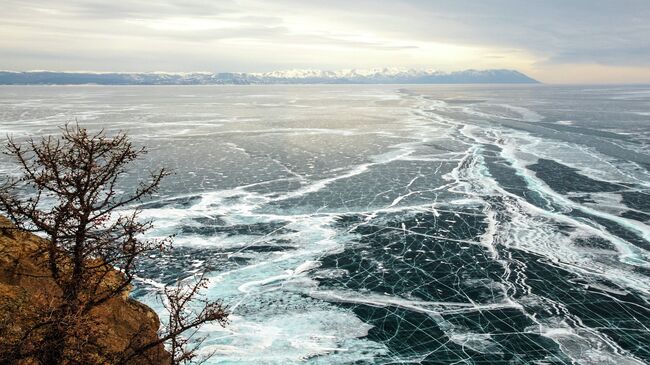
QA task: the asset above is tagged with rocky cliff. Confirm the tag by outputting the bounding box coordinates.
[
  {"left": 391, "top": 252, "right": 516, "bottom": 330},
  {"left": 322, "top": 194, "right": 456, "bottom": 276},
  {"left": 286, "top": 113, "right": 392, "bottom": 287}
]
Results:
[{"left": 0, "top": 216, "right": 170, "bottom": 364}]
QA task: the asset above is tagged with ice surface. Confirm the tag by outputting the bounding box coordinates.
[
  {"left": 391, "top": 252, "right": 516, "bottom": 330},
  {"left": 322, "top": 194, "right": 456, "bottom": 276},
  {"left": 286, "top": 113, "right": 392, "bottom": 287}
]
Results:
[{"left": 1, "top": 84, "right": 649, "bottom": 364}]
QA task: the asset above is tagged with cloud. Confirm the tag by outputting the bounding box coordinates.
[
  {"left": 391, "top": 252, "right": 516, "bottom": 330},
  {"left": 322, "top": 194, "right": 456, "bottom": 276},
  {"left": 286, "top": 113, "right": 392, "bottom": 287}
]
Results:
[
  {"left": 276, "top": 0, "right": 650, "bottom": 66},
  {"left": 1, "top": 0, "right": 649, "bottom": 81}
]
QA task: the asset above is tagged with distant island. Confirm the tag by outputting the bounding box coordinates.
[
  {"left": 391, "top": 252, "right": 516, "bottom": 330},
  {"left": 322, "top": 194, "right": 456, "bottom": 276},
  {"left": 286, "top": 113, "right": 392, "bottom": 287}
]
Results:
[{"left": 0, "top": 68, "right": 539, "bottom": 85}]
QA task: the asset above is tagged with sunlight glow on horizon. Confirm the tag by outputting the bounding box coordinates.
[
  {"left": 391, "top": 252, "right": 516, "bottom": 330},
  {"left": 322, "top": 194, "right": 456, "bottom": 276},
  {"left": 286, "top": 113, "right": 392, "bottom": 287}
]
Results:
[{"left": 1, "top": 0, "right": 649, "bottom": 83}]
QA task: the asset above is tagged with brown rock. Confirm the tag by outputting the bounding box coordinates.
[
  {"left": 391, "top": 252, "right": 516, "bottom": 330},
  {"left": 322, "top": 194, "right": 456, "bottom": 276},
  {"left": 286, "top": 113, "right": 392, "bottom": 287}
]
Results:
[{"left": 0, "top": 216, "right": 171, "bottom": 364}]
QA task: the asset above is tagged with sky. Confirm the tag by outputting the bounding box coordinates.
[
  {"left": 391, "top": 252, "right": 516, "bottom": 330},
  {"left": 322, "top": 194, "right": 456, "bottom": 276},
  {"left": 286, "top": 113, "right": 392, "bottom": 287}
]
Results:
[{"left": 1, "top": 0, "right": 650, "bottom": 83}]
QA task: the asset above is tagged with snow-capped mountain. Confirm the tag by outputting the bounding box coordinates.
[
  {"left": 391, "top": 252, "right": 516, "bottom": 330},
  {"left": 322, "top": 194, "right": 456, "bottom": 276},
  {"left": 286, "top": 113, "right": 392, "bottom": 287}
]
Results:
[
  {"left": 250, "top": 67, "right": 439, "bottom": 79},
  {"left": 0, "top": 68, "right": 539, "bottom": 85}
]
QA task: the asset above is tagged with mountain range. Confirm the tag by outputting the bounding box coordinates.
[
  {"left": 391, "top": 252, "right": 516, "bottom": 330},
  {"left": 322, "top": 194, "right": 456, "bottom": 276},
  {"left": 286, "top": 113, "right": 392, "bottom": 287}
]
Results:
[{"left": 0, "top": 68, "right": 539, "bottom": 85}]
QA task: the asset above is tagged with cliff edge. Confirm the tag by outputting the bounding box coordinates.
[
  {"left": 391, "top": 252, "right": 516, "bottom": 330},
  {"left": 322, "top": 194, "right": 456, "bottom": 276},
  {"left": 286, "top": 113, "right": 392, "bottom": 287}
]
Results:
[{"left": 0, "top": 216, "right": 170, "bottom": 364}]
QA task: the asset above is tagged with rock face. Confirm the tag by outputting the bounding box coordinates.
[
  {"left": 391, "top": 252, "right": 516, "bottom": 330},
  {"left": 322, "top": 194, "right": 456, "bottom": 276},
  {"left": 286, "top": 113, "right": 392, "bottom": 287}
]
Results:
[{"left": 0, "top": 216, "right": 170, "bottom": 364}]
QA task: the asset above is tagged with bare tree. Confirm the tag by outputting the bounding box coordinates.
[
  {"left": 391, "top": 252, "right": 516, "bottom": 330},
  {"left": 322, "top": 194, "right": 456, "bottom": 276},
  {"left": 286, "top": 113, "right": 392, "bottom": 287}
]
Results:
[
  {"left": 117, "top": 273, "right": 229, "bottom": 365},
  {"left": 0, "top": 125, "right": 228, "bottom": 364}
]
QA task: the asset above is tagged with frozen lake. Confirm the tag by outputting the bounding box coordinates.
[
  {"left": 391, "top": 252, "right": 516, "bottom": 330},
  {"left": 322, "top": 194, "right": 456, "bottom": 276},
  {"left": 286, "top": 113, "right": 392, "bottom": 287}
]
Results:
[{"left": 1, "top": 84, "right": 650, "bottom": 364}]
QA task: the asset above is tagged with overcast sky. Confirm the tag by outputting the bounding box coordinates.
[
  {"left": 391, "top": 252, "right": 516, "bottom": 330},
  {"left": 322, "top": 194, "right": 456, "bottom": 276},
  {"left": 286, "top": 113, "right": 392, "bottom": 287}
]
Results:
[{"left": 2, "top": 0, "right": 649, "bottom": 83}]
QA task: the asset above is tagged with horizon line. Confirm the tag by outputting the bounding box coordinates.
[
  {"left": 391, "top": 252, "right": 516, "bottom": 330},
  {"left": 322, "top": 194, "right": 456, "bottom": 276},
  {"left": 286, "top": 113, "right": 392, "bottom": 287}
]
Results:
[{"left": 0, "top": 67, "right": 526, "bottom": 74}]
